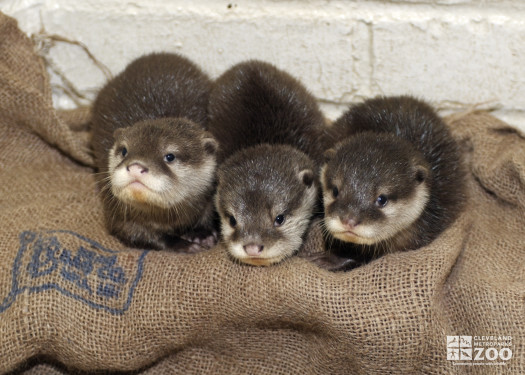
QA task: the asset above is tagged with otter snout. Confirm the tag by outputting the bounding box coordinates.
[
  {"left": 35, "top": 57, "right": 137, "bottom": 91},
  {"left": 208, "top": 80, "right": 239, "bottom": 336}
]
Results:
[
  {"left": 127, "top": 162, "right": 149, "bottom": 178},
  {"left": 340, "top": 217, "right": 360, "bottom": 229},
  {"left": 243, "top": 243, "right": 264, "bottom": 256}
]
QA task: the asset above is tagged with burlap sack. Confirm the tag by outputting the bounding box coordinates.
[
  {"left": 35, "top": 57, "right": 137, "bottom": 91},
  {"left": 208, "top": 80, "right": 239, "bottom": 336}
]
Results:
[{"left": 0, "top": 12, "right": 523, "bottom": 374}]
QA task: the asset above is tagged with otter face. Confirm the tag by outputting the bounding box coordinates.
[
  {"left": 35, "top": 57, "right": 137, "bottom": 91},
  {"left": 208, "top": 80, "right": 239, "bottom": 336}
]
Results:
[
  {"left": 321, "top": 133, "right": 430, "bottom": 247},
  {"left": 107, "top": 118, "right": 217, "bottom": 210},
  {"left": 215, "top": 145, "right": 317, "bottom": 266}
]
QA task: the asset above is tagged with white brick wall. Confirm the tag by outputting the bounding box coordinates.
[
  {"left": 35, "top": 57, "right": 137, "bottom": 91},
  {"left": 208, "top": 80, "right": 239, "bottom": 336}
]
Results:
[{"left": 2, "top": 0, "right": 525, "bottom": 130}]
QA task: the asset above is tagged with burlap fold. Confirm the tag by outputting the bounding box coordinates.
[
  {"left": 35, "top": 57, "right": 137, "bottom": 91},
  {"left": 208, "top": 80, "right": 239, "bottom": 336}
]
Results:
[{"left": 0, "top": 12, "right": 523, "bottom": 375}]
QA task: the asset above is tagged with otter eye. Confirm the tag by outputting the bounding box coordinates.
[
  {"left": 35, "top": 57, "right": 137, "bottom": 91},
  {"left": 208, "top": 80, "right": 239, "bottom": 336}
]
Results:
[
  {"left": 274, "top": 214, "right": 285, "bottom": 227},
  {"left": 229, "top": 215, "right": 237, "bottom": 227},
  {"left": 121, "top": 147, "right": 127, "bottom": 157},
  {"left": 332, "top": 186, "right": 339, "bottom": 198},
  {"left": 375, "top": 195, "right": 388, "bottom": 207},
  {"left": 164, "top": 153, "right": 175, "bottom": 163}
]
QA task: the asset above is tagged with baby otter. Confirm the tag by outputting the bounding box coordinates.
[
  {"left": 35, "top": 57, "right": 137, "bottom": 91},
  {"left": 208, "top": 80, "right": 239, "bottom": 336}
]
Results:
[
  {"left": 321, "top": 95, "right": 465, "bottom": 259},
  {"left": 215, "top": 144, "right": 317, "bottom": 266},
  {"left": 208, "top": 60, "right": 326, "bottom": 265},
  {"left": 207, "top": 59, "right": 331, "bottom": 164},
  {"left": 91, "top": 52, "right": 218, "bottom": 250}
]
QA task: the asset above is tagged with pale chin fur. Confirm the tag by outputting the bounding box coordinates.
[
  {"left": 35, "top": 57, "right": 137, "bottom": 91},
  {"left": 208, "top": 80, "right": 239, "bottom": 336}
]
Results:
[
  {"left": 325, "top": 183, "right": 430, "bottom": 245},
  {"left": 111, "top": 167, "right": 171, "bottom": 208},
  {"left": 325, "top": 217, "right": 380, "bottom": 245},
  {"left": 226, "top": 241, "right": 290, "bottom": 267}
]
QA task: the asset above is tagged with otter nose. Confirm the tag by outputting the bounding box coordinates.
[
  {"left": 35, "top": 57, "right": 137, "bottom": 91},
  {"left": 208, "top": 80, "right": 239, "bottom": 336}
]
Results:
[
  {"left": 127, "top": 163, "right": 149, "bottom": 178},
  {"left": 243, "top": 243, "right": 264, "bottom": 256},
  {"left": 341, "top": 217, "right": 360, "bottom": 228}
]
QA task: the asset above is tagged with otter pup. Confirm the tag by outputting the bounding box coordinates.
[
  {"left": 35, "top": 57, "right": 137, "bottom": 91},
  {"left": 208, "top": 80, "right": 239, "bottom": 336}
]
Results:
[
  {"left": 208, "top": 60, "right": 326, "bottom": 265},
  {"left": 91, "top": 52, "right": 218, "bottom": 250},
  {"left": 207, "top": 59, "right": 331, "bottom": 164},
  {"left": 215, "top": 144, "right": 317, "bottom": 266},
  {"left": 321, "top": 96, "right": 465, "bottom": 260}
]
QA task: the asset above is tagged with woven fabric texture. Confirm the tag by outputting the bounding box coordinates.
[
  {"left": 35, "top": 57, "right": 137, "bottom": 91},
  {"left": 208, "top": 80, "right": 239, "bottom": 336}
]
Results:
[{"left": 0, "top": 12, "right": 523, "bottom": 375}]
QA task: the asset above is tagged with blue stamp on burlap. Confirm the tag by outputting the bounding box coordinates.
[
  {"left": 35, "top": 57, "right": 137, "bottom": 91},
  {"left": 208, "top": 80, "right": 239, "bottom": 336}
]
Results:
[{"left": 0, "top": 230, "right": 148, "bottom": 315}]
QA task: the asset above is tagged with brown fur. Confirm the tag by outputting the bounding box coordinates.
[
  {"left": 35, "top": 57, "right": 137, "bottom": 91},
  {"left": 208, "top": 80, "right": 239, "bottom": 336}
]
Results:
[
  {"left": 207, "top": 59, "right": 333, "bottom": 165},
  {"left": 322, "top": 96, "right": 466, "bottom": 263},
  {"left": 207, "top": 60, "right": 330, "bottom": 265},
  {"left": 215, "top": 144, "right": 317, "bottom": 266},
  {"left": 91, "top": 53, "right": 217, "bottom": 249}
]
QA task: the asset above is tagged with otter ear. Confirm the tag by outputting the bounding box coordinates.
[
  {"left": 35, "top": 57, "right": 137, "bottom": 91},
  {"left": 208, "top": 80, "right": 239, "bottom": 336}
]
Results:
[
  {"left": 202, "top": 136, "right": 219, "bottom": 155},
  {"left": 414, "top": 165, "right": 429, "bottom": 184},
  {"left": 324, "top": 148, "right": 336, "bottom": 164},
  {"left": 298, "top": 169, "right": 314, "bottom": 188},
  {"left": 113, "top": 128, "right": 123, "bottom": 140}
]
